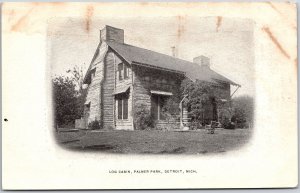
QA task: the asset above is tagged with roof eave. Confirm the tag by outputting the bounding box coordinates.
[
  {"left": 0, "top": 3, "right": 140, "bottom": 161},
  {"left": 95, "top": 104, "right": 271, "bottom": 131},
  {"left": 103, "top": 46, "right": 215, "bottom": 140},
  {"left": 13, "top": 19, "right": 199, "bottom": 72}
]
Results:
[
  {"left": 132, "top": 61, "right": 186, "bottom": 75},
  {"left": 82, "top": 42, "right": 102, "bottom": 84},
  {"left": 106, "top": 43, "right": 133, "bottom": 66},
  {"left": 213, "top": 78, "right": 241, "bottom": 87}
]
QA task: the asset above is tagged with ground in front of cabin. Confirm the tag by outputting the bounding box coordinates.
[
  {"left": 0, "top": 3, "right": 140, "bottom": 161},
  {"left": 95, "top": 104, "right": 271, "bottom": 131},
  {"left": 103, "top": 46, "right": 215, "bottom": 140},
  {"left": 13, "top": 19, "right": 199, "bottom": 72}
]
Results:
[{"left": 55, "top": 129, "right": 252, "bottom": 154}]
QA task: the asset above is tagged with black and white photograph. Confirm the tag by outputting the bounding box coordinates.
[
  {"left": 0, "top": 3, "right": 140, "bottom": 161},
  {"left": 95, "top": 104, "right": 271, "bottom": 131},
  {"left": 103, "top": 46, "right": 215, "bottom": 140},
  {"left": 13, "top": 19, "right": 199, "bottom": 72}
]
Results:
[
  {"left": 51, "top": 18, "right": 255, "bottom": 154},
  {"left": 2, "top": 2, "right": 297, "bottom": 189}
]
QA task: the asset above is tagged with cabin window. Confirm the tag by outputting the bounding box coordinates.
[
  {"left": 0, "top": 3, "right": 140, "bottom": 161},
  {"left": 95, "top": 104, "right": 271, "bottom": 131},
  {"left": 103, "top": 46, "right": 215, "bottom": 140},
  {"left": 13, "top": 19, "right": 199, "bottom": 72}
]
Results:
[
  {"left": 117, "top": 99, "right": 122, "bottom": 119},
  {"left": 118, "top": 63, "right": 130, "bottom": 81},
  {"left": 118, "top": 63, "right": 123, "bottom": 81},
  {"left": 170, "top": 80, "right": 176, "bottom": 85},
  {"left": 124, "top": 64, "right": 128, "bottom": 79},
  {"left": 116, "top": 93, "right": 128, "bottom": 120},
  {"left": 151, "top": 95, "right": 166, "bottom": 121},
  {"left": 142, "top": 76, "right": 150, "bottom": 82},
  {"left": 90, "top": 70, "right": 96, "bottom": 83}
]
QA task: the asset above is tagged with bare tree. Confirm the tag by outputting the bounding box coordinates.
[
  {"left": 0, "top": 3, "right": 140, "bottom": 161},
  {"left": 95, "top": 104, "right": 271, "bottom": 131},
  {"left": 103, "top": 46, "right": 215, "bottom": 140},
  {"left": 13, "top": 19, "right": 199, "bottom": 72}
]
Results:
[{"left": 66, "top": 65, "right": 85, "bottom": 94}]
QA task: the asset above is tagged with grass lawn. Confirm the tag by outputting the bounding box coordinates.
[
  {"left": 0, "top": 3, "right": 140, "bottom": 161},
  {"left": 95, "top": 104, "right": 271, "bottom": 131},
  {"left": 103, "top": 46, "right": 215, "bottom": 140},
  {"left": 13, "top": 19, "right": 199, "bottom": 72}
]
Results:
[{"left": 55, "top": 128, "right": 252, "bottom": 154}]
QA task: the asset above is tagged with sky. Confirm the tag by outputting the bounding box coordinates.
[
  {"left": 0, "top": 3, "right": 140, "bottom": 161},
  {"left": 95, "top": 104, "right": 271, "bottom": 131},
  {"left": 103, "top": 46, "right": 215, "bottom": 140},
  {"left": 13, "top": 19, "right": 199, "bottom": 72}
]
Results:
[{"left": 48, "top": 16, "right": 255, "bottom": 97}]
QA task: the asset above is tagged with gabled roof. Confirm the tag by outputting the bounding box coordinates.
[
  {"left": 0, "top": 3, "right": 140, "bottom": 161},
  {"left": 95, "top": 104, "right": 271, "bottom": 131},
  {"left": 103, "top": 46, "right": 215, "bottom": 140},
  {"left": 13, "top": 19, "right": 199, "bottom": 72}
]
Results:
[{"left": 106, "top": 41, "right": 239, "bottom": 86}]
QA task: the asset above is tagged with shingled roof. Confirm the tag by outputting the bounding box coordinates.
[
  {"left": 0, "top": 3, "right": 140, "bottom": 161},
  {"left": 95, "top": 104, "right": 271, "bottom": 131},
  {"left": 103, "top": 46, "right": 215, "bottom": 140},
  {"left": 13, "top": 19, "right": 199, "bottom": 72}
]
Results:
[{"left": 106, "top": 41, "right": 239, "bottom": 86}]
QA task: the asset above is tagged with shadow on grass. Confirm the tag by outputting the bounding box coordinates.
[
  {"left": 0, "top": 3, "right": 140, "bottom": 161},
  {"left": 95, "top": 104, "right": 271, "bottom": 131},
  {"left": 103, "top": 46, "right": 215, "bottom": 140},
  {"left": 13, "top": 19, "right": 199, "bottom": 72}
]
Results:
[
  {"left": 83, "top": 144, "right": 115, "bottom": 150},
  {"left": 60, "top": 139, "right": 80, "bottom": 144},
  {"left": 67, "top": 144, "right": 124, "bottom": 153},
  {"left": 159, "top": 147, "right": 186, "bottom": 154},
  {"left": 142, "top": 147, "right": 186, "bottom": 154}
]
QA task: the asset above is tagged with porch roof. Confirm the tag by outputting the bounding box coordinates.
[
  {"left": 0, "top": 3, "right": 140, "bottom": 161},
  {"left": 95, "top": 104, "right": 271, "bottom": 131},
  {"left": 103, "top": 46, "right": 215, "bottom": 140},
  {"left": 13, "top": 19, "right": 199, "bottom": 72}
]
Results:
[
  {"left": 113, "top": 85, "right": 130, "bottom": 95},
  {"left": 150, "top": 90, "right": 173, "bottom": 96}
]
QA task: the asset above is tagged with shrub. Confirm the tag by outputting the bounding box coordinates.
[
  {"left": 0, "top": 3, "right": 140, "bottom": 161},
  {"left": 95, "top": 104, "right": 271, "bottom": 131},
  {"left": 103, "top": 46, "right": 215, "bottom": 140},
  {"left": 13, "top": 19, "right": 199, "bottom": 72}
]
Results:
[
  {"left": 53, "top": 76, "right": 77, "bottom": 127},
  {"left": 134, "top": 105, "right": 155, "bottom": 130},
  {"left": 232, "top": 95, "right": 254, "bottom": 128},
  {"left": 180, "top": 78, "right": 218, "bottom": 127},
  {"left": 161, "top": 96, "right": 180, "bottom": 123},
  {"left": 53, "top": 66, "right": 87, "bottom": 128},
  {"left": 218, "top": 109, "right": 232, "bottom": 128},
  {"left": 88, "top": 120, "right": 102, "bottom": 130},
  {"left": 223, "top": 120, "right": 235, "bottom": 129},
  {"left": 189, "top": 121, "right": 204, "bottom": 130}
]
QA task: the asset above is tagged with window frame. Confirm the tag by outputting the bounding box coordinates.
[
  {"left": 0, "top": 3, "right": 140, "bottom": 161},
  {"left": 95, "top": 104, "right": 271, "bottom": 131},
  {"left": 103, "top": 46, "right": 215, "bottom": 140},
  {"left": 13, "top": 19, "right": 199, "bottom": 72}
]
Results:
[
  {"left": 123, "top": 97, "right": 128, "bottom": 119},
  {"left": 118, "top": 63, "right": 123, "bottom": 81},
  {"left": 124, "top": 64, "right": 128, "bottom": 79},
  {"left": 151, "top": 95, "right": 166, "bottom": 121},
  {"left": 116, "top": 93, "right": 129, "bottom": 120},
  {"left": 118, "top": 63, "right": 130, "bottom": 81},
  {"left": 91, "top": 71, "right": 95, "bottom": 80},
  {"left": 117, "top": 98, "right": 122, "bottom": 119}
]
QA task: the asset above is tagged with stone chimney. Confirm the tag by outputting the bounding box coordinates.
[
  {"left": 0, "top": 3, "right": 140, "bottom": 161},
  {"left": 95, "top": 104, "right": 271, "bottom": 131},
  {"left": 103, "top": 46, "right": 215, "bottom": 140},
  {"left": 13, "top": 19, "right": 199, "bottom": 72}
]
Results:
[
  {"left": 100, "top": 25, "right": 124, "bottom": 43},
  {"left": 193, "top": 55, "right": 210, "bottom": 68}
]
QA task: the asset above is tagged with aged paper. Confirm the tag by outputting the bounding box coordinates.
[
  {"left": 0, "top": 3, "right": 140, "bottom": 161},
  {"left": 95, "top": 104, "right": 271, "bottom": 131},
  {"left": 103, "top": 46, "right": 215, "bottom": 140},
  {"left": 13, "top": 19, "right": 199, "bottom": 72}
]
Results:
[{"left": 2, "top": 2, "right": 297, "bottom": 189}]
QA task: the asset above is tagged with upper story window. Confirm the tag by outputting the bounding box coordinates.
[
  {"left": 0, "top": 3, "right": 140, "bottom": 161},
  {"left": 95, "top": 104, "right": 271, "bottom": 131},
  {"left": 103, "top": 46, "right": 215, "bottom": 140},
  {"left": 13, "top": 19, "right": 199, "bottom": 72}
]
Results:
[
  {"left": 142, "top": 76, "right": 150, "bottom": 82},
  {"left": 118, "top": 63, "right": 130, "bottom": 81},
  {"left": 124, "top": 65, "right": 128, "bottom": 79},
  {"left": 91, "top": 71, "right": 95, "bottom": 80},
  {"left": 118, "top": 63, "right": 123, "bottom": 81},
  {"left": 170, "top": 80, "right": 176, "bottom": 85},
  {"left": 156, "top": 78, "right": 162, "bottom": 84}
]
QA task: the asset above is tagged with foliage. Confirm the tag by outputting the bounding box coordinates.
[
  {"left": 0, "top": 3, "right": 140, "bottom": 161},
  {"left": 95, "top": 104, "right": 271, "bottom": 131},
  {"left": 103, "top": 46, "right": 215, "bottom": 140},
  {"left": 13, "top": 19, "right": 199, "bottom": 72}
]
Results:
[
  {"left": 180, "top": 78, "right": 219, "bottom": 128},
  {"left": 134, "top": 104, "right": 155, "bottom": 130},
  {"left": 189, "top": 121, "right": 204, "bottom": 130},
  {"left": 223, "top": 119, "right": 235, "bottom": 129},
  {"left": 66, "top": 65, "right": 87, "bottom": 118},
  {"left": 218, "top": 109, "right": 232, "bottom": 128},
  {"left": 231, "top": 95, "right": 254, "bottom": 128},
  {"left": 88, "top": 120, "right": 102, "bottom": 130},
  {"left": 66, "top": 65, "right": 85, "bottom": 93},
  {"left": 53, "top": 76, "right": 78, "bottom": 127},
  {"left": 161, "top": 96, "right": 181, "bottom": 123},
  {"left": 75, "top": 88, "right": 87, "bottom": 119},
  {"left": 53, "top": 65, "right": 87, "bottom": 127}
]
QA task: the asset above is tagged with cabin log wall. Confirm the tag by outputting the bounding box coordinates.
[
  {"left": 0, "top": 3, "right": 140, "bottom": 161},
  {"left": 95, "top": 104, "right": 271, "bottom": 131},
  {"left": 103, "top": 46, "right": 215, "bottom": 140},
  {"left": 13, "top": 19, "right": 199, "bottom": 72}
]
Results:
[
  {"left": 114, "top": 53, "right": 133, "bottom": 130},
  {"left": 102, "top": 51, "right": 116, "bottom": 129},
  {"left": 84, "top": 42, "right": 107, "bottom": 126},
  {"left": 133, "top": 65, "right": 184, "bottom": 130},
  {"left": 83, "top": 41, "right": 232, "bottom": 130}
]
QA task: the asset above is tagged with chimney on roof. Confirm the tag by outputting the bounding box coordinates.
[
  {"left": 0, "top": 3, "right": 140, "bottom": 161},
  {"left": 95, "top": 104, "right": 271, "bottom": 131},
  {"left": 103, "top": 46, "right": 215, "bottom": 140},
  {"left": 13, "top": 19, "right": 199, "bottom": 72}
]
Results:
[
  {"left": 100, "top": 25, "right": 124, "bottom": 43},
  {"left": 193, "top": 55, "right": 210, "bottom": 68}
]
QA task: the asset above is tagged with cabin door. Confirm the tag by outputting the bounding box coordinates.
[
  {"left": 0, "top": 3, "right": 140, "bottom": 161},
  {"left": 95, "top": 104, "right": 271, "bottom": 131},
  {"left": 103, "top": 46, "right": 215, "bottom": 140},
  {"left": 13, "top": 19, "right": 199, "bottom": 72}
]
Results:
[{"left": 151, "top": 95, "right": 166, "bottom": 121}]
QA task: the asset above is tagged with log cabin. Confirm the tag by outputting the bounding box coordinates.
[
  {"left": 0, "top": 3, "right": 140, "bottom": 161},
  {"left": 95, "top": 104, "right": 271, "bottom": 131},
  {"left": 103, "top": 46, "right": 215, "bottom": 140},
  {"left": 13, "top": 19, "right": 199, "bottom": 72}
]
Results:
[{"left": 82, "top": 25, "right": 239, "bottom": 130}]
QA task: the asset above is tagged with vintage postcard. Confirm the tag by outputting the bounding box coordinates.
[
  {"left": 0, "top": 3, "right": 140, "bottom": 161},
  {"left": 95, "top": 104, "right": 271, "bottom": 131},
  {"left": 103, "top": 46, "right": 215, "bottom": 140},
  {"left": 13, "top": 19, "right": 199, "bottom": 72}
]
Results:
[{"left": 2, "top": 2, "right": 298, "bottom": 189}]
